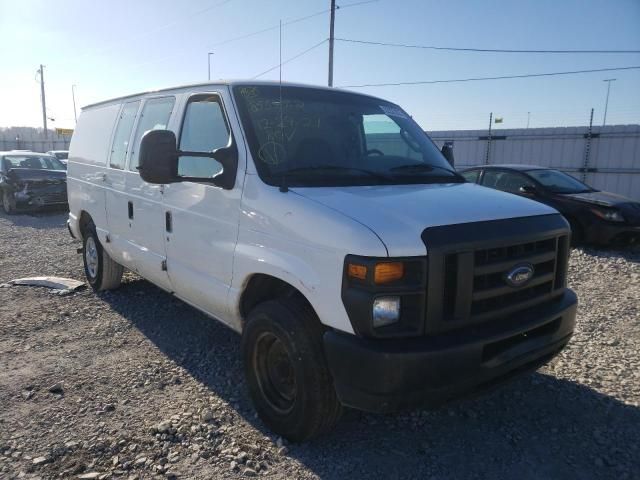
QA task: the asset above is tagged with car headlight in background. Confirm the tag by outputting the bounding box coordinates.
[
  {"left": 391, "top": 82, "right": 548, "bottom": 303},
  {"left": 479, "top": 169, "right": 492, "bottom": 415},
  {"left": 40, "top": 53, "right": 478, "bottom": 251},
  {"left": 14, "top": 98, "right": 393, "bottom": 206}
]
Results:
[
  {"left": 591, "top": 208, "right": 625, "bottom": 223},
  {"left": 372, "top": 296, "right": 401, "bottom": 328}
]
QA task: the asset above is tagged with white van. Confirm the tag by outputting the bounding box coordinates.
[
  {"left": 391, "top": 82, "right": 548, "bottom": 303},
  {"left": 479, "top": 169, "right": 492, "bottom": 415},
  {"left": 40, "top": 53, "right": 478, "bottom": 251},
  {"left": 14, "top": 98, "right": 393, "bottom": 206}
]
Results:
[{"left": 67, "top": 81, "right": 577, "bottom": 441}]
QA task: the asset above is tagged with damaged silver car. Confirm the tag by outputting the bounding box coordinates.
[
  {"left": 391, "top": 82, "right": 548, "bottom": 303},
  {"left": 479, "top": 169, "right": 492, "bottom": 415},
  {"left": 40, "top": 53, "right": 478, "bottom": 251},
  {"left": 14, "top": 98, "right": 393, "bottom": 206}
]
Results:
[{"left": 0, "top": 151, "right": 67, "bottom": 214}]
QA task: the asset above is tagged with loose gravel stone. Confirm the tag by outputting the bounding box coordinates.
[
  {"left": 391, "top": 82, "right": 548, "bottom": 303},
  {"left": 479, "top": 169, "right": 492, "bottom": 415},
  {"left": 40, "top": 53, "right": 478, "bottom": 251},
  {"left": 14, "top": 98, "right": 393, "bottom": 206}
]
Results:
[{"left": 1, "top": 211, "right": 638, "bottom": 479}]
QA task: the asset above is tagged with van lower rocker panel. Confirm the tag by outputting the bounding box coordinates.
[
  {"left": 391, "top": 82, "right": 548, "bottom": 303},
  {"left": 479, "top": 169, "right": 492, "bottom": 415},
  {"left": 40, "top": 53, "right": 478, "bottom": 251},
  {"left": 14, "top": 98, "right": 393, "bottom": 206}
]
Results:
[{"left": 421, "top": 214, "right": 571, "bottom": 335}]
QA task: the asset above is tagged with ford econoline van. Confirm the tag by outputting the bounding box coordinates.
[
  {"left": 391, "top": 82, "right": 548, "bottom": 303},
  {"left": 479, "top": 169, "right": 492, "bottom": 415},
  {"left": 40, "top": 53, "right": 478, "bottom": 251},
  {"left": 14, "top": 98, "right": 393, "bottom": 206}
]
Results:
[{"left": 67, "top": 81, "right": 577, "bottom": 441}]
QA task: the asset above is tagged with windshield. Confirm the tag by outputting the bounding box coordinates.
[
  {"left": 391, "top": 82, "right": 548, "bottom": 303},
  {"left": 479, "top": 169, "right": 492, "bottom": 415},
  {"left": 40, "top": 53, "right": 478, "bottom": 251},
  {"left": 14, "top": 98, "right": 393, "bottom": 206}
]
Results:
[
  {"left": 3, "top": 155, "right": 66, "bottom": 171},
  {"left": 526, "top": 169, "right": 593, "bottom": 194},
  {"left": 233, "top": 85, "right": 461, "bottom": 187}
]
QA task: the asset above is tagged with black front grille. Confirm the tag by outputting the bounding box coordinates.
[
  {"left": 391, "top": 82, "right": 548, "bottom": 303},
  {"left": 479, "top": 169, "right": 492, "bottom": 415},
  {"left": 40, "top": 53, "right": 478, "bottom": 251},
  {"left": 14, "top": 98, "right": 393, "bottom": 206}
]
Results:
[
  {"left": 422, "top": 215, "right": 570, "bottom": 334},
  {"left": 470, "top": 237, "right": 557, "bottom": 319}
]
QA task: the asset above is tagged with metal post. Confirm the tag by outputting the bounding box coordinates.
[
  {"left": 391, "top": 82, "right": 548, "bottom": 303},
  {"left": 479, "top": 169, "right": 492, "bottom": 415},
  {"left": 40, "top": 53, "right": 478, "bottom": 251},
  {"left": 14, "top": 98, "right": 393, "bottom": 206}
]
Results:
[
  {"left": 72, "top": 84, "right": 78, "bottom": 124},
  {"left": 582, "top": 108, "right": 594, "bottom": 182},
  {"left": 328, "top": 0, "right": 336, "bottom": 87},
  {"left": 526, "top": 111, "right": 531, "bottom": 129},
  {"left": 485, "top": 112, "right": 493, "bottom": 164},
  {"left": 208, "top": 52, "right": 214, "bottom": 81},
  {"left": 602, "top": 78, "right": 616, "bottom": 127},
  {"left": 39, "top": 65, "right": 48, "bottom": 139}
]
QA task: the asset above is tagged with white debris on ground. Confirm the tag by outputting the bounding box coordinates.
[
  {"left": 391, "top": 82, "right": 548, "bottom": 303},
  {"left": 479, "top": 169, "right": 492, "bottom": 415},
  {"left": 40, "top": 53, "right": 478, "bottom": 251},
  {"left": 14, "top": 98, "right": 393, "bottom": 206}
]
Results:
[{"left": 1, "top": 276, "right": 85, "bottom": 296}]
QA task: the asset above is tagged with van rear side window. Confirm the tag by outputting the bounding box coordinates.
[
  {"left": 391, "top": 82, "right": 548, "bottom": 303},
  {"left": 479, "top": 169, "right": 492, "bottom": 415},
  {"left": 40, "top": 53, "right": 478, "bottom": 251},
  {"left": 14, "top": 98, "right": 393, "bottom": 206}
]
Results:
[
  {"left": 109, "top": 101, "right": 140, "bottom": 169},
  {"left": 129, "top": 96, "right": 175, "bottom": 171}
]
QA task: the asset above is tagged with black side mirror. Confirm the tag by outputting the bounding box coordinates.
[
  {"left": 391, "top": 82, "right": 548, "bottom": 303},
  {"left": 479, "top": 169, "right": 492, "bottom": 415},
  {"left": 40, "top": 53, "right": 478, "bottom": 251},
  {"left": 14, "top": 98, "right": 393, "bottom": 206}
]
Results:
[
  {"left": 441, "top": 143, "right": 455, "bottom": 167},
  {"left": 139, "top": 129, "right": 238, "bottom": 189},
  {"left": 139, "top": 130, "right": 179, "bottom": 184},
  {"left": 519, "top": 185, "right": 537, "bottom": 195}
]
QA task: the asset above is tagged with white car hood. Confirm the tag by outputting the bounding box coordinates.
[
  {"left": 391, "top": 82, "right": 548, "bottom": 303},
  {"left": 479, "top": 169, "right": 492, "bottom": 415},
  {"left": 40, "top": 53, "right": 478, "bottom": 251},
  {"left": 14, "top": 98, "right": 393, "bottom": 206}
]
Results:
[{"left": 292, "top": 183, "right": 558, "bottom": 256}]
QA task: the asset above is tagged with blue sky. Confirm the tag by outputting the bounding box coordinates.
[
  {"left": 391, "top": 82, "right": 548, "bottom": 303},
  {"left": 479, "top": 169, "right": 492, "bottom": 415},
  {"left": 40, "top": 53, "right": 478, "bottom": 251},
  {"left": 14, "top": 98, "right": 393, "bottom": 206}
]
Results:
[{"left": 1, "top": 0, "right": 639, "bottom": 130}]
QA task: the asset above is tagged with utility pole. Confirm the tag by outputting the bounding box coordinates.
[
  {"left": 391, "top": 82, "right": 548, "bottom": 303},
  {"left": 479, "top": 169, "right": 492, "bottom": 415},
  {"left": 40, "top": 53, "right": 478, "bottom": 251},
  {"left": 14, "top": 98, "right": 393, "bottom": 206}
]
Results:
[
  {"left": 526, "top": 111, "right": 531, "bottom": 129},
  {"left": 485, "top": 112, "right": 493, "bottom": 164},
  {"left": 583, "top": 107, "right": 594, "bottom": 181},
  {"left": 72, "top": 84, "right": 78, "bottom": 124},
  {"left": 328, "top": 0, "right": 336, "bottom": 87},
  {"left": 38, "top": 65, "right": 48, "bottom": 138},
  {"left": 208, "top": 52, "right": 214, "bottom": 81},
  {"left": 602, "top": 78, "right": 616, "bottom": 126}
]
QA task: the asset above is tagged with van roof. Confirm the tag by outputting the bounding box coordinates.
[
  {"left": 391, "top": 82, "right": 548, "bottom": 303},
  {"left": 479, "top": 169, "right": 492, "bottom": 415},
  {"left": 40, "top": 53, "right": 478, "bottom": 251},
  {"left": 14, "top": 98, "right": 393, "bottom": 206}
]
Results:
[{"left": 82, "top": 80, "right": 386, "bottom": 110}]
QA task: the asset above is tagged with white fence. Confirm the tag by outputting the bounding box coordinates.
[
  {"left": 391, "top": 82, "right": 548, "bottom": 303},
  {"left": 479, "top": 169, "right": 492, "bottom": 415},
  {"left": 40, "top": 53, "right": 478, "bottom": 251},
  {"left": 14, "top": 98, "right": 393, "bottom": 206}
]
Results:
[
  {"left": 430, "top": 124, "right": 640, "bottom": 201},
  {"left": 0, "top": 128, "right": 71, "bottom": 152}
]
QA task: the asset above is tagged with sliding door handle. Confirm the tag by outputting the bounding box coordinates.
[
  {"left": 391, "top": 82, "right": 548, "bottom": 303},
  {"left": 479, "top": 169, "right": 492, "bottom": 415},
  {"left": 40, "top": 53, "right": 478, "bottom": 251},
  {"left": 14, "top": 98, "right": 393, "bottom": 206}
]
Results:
[
  {"left": 127, "top": 201, "right": 134, "bottom": 219},
  {"left": 165, "top": 211, "right": 172, "bottom": 233}
]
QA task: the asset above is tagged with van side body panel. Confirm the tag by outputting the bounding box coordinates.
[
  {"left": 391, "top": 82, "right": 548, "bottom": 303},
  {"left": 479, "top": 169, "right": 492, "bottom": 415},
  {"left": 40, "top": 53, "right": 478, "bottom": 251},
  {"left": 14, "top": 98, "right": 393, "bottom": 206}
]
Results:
[
  {"left": 229, "top": 173, "right": 388, "bottom": 334},
  {"left": 67, "top": 103, "right": 120, "bottom": 242},
  {"left": 161, "top": 87, "right": 247, "bottom": 323}
]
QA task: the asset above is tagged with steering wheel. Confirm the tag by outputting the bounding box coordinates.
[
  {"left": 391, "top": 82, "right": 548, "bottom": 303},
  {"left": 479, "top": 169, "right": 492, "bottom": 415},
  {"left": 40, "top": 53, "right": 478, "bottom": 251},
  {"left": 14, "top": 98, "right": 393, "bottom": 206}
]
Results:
[{"left": 366, "top": 149, "right": 384, "bottom": 156}]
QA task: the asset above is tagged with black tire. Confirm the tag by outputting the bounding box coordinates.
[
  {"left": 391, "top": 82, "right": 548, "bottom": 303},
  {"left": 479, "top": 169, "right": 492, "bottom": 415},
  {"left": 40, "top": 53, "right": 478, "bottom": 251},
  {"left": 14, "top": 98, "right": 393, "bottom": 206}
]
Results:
[
  {"left": 242, "top": 297, "right": 343, "bottom": 442},
  {"left": 567, "top": 217, "right": 584, "bottom": 246},
  {"left": 2, "top": 190, "right": 16, "bottom": 215},
  {"left": 82, "top": 224, "right": 124, "bottom": 291}
]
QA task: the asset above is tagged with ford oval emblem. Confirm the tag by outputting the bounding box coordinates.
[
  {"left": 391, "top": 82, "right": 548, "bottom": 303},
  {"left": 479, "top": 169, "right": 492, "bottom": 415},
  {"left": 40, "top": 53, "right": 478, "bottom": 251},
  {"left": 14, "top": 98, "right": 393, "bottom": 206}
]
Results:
[{"left": 504, "top": 263, "right": 535, "bottom": 288}]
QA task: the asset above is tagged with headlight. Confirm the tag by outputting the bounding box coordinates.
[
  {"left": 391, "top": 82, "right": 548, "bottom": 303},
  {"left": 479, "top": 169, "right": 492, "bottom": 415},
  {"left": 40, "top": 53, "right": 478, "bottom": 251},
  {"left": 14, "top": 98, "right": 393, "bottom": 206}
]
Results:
[
  {"left": 347, "top": 260, "right": 405, "bottom": 284},
  {"left": 343, "top": 255, "right": 426, "bottom": 337},
  {"left": 591, "top": 208, "right": 625, "bottom": 223},
  {"left": 372, "top": 296, "right": 401, "bottom": 328}
]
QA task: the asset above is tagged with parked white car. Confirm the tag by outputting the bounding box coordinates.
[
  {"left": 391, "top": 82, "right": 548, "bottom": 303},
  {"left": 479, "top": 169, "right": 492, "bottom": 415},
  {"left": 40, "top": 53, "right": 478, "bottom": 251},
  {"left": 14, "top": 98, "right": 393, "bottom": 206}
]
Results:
[
  {"left": 67, "top": 81, "right": 577, "bottom": 441},
  {"left": 46, "top": 150, "right": 69, "bottom": 165}
]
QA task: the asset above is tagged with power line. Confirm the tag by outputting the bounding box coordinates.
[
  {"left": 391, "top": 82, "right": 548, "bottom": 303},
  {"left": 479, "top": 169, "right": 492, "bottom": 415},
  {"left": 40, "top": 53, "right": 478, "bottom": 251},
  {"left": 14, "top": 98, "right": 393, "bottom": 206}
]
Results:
[
  {"left": 211, "top": 0, "right": 377, "bottom": 48},
  {"left": 119, "top": 0, "right": 376, "bottom": 78},
  {"left": 335, "top": 38, "right": 640, "bottom": 54},
  {"left": 210, "top": 10, "right": 327, "bottom": 48},
  {"left": 58, "top": 0, "right": 236, "bottom": 67},
  {"left": 252, "top": 39, "right": 329, "bottom": 79},
  {"left": 340, "top": 65, "right": 640, "bottom": 88}
]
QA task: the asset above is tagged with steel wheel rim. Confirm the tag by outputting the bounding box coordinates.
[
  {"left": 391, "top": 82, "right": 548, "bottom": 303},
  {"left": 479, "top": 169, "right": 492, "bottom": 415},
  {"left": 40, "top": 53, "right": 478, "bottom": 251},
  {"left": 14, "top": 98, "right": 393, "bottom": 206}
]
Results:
[
  {"left": 85, "top": 237, "right": 99, "bottom": 279},
  {"left": 253, "top": 332, "right": 296, "bottom": 414}
]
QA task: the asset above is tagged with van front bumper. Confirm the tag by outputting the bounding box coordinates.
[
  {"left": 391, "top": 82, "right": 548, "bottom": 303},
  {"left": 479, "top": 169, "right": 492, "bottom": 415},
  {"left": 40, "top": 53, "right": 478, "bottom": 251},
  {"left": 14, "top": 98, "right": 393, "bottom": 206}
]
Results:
[{"left": 323, "top": 288, "right": 577, "bottom": 413}]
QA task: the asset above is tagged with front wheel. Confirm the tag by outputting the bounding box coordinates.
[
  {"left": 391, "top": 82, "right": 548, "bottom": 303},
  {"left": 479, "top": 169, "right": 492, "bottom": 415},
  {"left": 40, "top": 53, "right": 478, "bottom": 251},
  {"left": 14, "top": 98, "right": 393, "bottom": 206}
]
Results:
[
  {"left": 2, "top": 190, "right": 16, "bottom": 215},
  {"left": 242, "top": 297, "right": 342, "bottom": 442},
  {"left": 82, "top": 225, "right": 124, "bottom": 291},
  {"left": 567, "top": 217, "right": 584, "bottom": 246}
]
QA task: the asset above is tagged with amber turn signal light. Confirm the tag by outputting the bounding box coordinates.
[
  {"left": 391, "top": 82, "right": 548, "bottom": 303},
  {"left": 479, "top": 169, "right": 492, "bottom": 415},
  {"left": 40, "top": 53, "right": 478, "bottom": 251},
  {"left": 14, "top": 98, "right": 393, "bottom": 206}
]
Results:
[
  {"left": 347, "top": 263, "right": 368, "bottom": 280},
  {"left": 374, "top": 262, "right": 404, "bottom": 284}
]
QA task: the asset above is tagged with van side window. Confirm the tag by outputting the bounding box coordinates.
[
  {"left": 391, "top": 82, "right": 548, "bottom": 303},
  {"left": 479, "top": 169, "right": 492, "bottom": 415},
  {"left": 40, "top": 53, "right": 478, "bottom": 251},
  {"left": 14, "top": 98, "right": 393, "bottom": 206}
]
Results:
[
  {"left": 178, "top": 94, "right": 230, "bottom": 178},
  {"left": 109, "top": 101, "right": 140, "bottom": 169},
  {"left": 129, "top": 96, "right": 175, "bottom": 171},
  {"left": 362, "top": 114, "right": 422, "bottom": 160}
]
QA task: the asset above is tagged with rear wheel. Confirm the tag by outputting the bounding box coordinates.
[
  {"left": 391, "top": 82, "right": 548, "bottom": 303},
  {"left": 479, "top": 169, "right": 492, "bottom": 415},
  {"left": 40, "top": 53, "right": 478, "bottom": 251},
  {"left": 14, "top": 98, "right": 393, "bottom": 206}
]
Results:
[
  {"left": 82, "top": 224, "right": 123, "bottom": 291},
  {"left": 242, "top": 297, "right": 342, "bottom": 442},
  {"left": 2, "top": 190, "right": 16, "bottom": 215}
]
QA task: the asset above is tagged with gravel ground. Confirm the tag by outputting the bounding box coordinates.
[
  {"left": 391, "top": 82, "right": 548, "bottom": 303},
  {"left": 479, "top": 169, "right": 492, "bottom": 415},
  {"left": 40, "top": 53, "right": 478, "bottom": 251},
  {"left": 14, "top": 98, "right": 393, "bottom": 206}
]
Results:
[{"left": 0, "top": 210, "right": 639, "bottom": 480}]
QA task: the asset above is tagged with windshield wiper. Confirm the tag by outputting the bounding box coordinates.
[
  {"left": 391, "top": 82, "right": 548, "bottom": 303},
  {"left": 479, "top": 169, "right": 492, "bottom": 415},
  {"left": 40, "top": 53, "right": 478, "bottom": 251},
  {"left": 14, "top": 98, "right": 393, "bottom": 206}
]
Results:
[
  {"left": 283, "top": 165, "right": 394, "bottom": 182},
  {"left": 390, "top": 163, "right": 465, "bottom": 182}
]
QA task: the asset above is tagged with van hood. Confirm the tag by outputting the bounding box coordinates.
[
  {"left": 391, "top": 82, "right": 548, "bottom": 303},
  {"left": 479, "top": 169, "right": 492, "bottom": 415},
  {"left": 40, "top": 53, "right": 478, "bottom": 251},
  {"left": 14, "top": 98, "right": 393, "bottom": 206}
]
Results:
[{"left": 292, "top": 183, "right": 558, "bottom": 256}]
